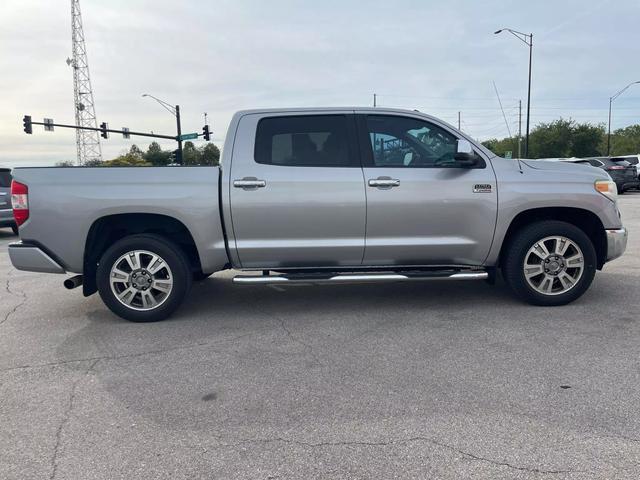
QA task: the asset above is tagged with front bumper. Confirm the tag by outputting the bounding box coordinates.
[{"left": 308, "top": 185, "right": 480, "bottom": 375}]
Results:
[
  {"left": 605, "top": 228, "right": 628, "bottom": 262},
  {"left": 8, "top": 242, "right": 66, "bottom": 274}
]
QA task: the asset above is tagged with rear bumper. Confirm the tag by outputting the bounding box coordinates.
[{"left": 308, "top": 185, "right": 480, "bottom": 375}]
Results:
[
  {"left": 8, "top": 242, "right": 66, "bottom": 274},
  {"left": 605, "top": 228, "right": 628, "bottom": 262}
]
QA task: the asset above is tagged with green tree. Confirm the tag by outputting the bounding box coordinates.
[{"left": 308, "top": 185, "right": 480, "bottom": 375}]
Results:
[
  {"left": 103, "top": 155, "right": 152, "bottom": 167},
  {"left": 199, "top": 143, "right": 221, "bottom": 166},
  {"left": 55, "top": 160, "right": 75, "bottom": 167},
  {"left": 182, "top": 141, "right": 202, "bottom": 165},
  {"left": 103, "top": 144, "right": 152, "bottom": 166},
  {"left": 144, "top": 141, "right": 171, "bottom": 166},
  {"left": 482, "top": 137, "right": 520, "bottom": 158},
  {"left": 84, "top": 159, "right": 104, "bottom": 167},
  {"left": 610, "top": 125, "right": 640, "bottom": 156},
  {"left": 528, "top": 118, "right": 574, "bottom": 158},
  {"left": 482, "top": 118, "right": 633, "bottom": 159},
  {"left": 128, "top": 144, "right": 145, "bottom": 161},
  {"left": 572, "top": 123, "right": 606, "bottom": 158}
]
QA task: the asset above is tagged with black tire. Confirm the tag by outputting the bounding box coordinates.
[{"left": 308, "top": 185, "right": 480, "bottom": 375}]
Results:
[
  {"left": 97, "top": 234, "right": 192, "bottom": 322},
  {"left": 502, "top": 220, "right": 596, "bottom": 306},
  {"left": 11, "top": 224, "right": 19, "bottom": 236}
]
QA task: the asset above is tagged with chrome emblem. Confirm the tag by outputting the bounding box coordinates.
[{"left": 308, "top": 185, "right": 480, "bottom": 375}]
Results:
[{"left": 473, "top": 184, "right": 492, "bottom": 193}]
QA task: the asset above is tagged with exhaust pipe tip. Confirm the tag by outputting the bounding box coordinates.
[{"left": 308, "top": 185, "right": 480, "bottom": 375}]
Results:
[{"left": 64, "top": 275, "right": 83, "bottom": 290}]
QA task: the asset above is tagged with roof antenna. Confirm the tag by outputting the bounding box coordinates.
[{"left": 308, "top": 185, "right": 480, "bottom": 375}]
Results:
[{"left": 493, "top": 81, "right": 523, "bottom": 174}]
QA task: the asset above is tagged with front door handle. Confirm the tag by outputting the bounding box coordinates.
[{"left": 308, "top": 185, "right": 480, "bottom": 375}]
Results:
[
  {"left": 368, "top": 177, "right": 400, "bottom": 188},
  {"left": 233, "top": 177, "right": 266, "bottom": 189}
]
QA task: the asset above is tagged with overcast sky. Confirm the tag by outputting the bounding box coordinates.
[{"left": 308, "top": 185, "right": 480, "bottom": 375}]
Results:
[{"left": 1, "top": 0, "right": 638, "bottom": 166}]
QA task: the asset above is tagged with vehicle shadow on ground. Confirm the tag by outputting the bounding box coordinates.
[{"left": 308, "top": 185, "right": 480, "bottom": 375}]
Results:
[
  {"left": 0, "top": 229, "right": 17, "bottom": 240},
  {"left": 80, "top": 266, "right": 635, "bottom": 329}
]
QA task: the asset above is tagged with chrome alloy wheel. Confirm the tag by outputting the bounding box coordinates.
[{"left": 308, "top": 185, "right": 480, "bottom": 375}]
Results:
[
  {"left": 523, "top": 236, "right": 584, "bottom": 296},
  {"left": 109, "top": 250, "right": 173, "bottom": 311}
]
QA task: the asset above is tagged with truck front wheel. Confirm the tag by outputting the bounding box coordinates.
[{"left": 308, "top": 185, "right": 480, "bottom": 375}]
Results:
[
  {"left": 96, "top": 234, "right": 192, "bottom": 322},
  {"left": 502, "top": 221, "right": 597, "bottom": 306}
]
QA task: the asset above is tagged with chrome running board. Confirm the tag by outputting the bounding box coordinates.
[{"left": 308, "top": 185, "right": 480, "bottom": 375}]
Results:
[{"left": 233, "top": 270, "right": 488, "bottom": 285}]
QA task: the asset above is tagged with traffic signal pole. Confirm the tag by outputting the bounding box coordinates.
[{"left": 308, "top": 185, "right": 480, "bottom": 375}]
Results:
[
  {"left": 175, "top": 105, "right": 183, "bottom": 164},
  {"left": 22, "top": 113, "right": 212, "bottom": 165},
  {"left": 24, "top": 118, "right": 178, "bottom": 140}
]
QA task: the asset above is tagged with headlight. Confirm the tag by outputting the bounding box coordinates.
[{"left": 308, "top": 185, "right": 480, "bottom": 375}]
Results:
[{"left": 595, "top": 179, "right": 617, "bottom": 202}]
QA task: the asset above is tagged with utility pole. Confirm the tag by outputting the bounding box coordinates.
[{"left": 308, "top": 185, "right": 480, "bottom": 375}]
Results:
[
  {"left": 373, "top": 93, "right": 377, "bottom": 107},
  {"left": 67, "top": 0, "right": 102, "bottom": 165},
  {"left": 518, "top": 100, "right": 522, "bottom": 159},
  {"left": 458, "top": 111, "right": 461, "bottom": 130}
]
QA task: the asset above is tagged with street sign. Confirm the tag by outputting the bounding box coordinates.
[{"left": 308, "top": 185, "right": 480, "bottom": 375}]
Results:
[
  {"left": 44, "top": 118, "right": 54, "bottom": 132},
  {"left": 505, "top": 151, "right": 512, "bottom": 159},
  {"left": 179, "top": 133, "right": 198, "bottom": 141},
  {"left": 122, "top": 127, "right": 130, "bottom": 139}
]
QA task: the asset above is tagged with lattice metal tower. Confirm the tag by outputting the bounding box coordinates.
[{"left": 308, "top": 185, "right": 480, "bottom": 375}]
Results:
[{"left": 67, "top": 0, "right": 102, "bottom": 164}]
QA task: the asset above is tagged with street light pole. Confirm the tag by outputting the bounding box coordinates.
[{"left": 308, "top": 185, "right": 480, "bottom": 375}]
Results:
[
  {"left": 495, "top": 28, "right": 533, "bottom": 157},
  {"left": 142, "top": 93, "right": 183, "bottom": 163},
  {"left": 607, "top": 80, "right": 640, "bottom": 156}
]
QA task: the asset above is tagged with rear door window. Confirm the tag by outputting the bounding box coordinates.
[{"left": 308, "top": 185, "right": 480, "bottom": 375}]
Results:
[{"left": 254, "top": 115, "right": 356, "bottom": 167}]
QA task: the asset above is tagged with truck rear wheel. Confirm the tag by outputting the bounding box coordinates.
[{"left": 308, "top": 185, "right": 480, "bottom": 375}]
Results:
[
  {"left": 96, "top": 234, "right": 192, "bottom": 322},
  {"left": 502, "top": 221, "right": 596, "bottom": 306}
]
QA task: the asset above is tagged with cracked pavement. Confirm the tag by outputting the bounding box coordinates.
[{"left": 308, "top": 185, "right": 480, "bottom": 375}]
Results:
[{"left": 1, "top": 194, "right": 640, "bottom": 479}]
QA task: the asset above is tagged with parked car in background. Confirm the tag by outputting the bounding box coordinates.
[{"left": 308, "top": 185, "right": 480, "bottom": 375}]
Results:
[
  {"left": 569, "top": 157, "right": 639, "bottom": 194},
  {"left": 0, "top": 167, "right": 18, "bottom": 235},
  {"left": 611, "top": 155, "right": 640, "bottom": 185}
]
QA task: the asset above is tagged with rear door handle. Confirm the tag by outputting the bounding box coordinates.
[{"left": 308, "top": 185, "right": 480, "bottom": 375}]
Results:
[
  {"left": 233, "top": 178, "right": 266, "bottom": 189},
  {"left": 368, "top": 177, "right": 400, "bottom": 188}
]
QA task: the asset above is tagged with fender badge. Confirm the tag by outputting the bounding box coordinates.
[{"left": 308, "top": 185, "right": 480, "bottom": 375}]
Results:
[{"left": 473, "top": 184, "right": 492, "bottom": 193}]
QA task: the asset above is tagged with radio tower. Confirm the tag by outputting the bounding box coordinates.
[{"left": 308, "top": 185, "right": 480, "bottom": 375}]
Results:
[{"left": 66, "top": 0, "right": 102, "bottom": 164}]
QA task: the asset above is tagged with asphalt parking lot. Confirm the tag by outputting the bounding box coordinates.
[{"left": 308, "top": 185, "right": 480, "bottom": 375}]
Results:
[{"left": 1, "top": 194, "right": 640, "bottom": 480}]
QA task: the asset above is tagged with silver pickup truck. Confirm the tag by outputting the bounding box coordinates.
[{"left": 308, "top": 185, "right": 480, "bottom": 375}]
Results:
[{"left": 8, "top": 108, "right": 628, "bottom": 322}]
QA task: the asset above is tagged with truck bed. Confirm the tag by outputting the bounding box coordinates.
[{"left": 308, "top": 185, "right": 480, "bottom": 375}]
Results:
[{"left": 11, "top": 166, "right": 228, "bottom": 274}]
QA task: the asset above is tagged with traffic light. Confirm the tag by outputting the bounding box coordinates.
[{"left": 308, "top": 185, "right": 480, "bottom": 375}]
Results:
[
  {"left": 172, "top": 149, "right": 182, "bottom": 165},
  {"left": 202, "top": 124, "right": 210, "bottom": 141},
  {"left": 23, "top": 115, "right": 32, "bottom": 134},
  {"left": 99, "top": 122, "right": 108, "bottom": 139}
]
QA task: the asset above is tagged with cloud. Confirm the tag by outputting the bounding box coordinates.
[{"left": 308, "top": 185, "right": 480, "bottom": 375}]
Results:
[{"left": 1, "top": 0, "right": 638, "bottom": 165}]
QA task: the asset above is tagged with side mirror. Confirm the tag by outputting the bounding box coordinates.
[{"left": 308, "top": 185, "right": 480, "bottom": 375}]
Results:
[{"left": 453, "top": 139, "right": 479, "bottom": 167}]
